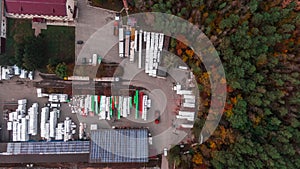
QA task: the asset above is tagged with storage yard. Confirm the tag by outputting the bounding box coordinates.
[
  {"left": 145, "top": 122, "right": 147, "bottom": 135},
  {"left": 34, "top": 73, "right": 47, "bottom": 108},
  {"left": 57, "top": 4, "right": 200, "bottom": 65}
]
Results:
[
  {"left": 118, "top": 20, "right": 165, "bottom": 78},
  {"left": 115, "top": 15, "right": 198, "bottom": 127},
  {"left": 5, "top": 97, "right": 78, "bottom": 142},
  {"left": 70, "top": 90, "right": 152, "bottom": 121},
  {"left": 0, "top": 12, "right": 199, "bottom": 167}
]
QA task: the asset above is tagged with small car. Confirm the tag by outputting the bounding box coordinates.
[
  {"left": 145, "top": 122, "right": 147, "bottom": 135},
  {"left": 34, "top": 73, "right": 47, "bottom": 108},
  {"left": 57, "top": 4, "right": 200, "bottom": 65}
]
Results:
[{"left": 77, "top": 40, "right": 84, "bottom": 44}]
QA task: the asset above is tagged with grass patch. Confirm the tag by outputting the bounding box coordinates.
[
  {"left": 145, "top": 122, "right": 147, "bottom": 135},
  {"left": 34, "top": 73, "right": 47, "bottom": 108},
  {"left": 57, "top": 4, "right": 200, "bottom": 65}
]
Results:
[
  {"left": 90, "top": 0, "right": 123, "bottom": 11},
  {"left": 41, "top": 26, "right": 75, "bottom": 64}
]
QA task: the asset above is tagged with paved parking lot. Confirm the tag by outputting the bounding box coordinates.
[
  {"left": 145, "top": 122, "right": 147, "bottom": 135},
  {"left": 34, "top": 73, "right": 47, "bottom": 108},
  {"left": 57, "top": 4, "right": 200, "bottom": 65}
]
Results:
[{"left": 75, "top": 0, "right": 116, "bottom": 59}]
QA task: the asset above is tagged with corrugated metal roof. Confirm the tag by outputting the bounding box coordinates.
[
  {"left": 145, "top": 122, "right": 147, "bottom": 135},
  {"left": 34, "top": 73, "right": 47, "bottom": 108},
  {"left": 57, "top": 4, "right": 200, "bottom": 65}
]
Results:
[
  {"left": 89, "top": 129, "right": 149, "bottom": 163},
  {"left": 6, "top": 141, "right": 90, "bottom": 154},
  {"left": 5, "top": 0, "right": 67, "bottom": 16}
]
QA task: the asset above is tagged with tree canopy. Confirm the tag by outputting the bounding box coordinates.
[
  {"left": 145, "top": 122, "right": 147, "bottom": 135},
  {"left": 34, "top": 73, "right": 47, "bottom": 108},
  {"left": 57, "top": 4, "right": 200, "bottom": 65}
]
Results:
[
  {"left": 14, "top": 35, "right": 46, "bottom": 70},
  {"left": 131, "top": 0, "right": 300, "bottom": 168}
]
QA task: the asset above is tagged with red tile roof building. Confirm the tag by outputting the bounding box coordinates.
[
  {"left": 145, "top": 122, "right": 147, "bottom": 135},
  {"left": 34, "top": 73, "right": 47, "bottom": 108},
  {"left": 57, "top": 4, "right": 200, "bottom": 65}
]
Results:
[{"left": 4, "top": 0, "right": 75, "bottom": 21}]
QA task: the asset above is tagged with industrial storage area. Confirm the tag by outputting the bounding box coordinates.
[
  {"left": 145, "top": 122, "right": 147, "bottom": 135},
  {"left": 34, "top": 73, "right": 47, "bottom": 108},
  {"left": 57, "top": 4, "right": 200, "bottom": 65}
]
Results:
[
  {"left": 5, "top": 98, "right": 77, "bottom": 142},
  {"left": 115, "top": 15, "right": 198, "bottom": 128},
  {"left": 0, "top": 13, "right": 199, "bottom": 166},
  {"left": 117, "top": 18, "right": 166, "bottom": 78},
  {"left": 70, "top": 90, "right": 152, "bottom": 121}
]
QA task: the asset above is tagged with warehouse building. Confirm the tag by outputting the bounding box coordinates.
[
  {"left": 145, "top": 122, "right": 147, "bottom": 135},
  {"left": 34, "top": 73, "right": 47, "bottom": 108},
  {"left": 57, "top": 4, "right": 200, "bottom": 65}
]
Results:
[
  {"left": 0, "top": 129, "right": 149, "bottom": 164},
  {"left": 4, "top": 0, "right": 75, "bottom": 22},
  {"left": 89, "top": 129, "right": 149, "bottom": 163},
  {"left": 0, "top": 141, "right": 90, "bottom": 163}
]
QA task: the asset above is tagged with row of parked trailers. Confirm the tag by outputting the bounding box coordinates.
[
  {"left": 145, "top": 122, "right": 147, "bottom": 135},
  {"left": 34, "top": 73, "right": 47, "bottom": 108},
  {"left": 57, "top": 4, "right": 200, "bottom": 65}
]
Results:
[
  {"left": 7, "top": 100, "right": 38, "bottom": 142},
  {"left": 79, "top": 95, "right": 133, "bottom": 120},
  {"left": 172, "top": 84, "right": 197, "bottom": 128},
  {"left": 0, "top": 65, "right": 33, "bottom": 80},
  {"left": 118, "top": 27, "right": 164, "bottom": 77},
  {"left": 133, "top": 91, "right": 151, "bottom": 121},
  {"left": 173, "top": 84, "right": 196, "bottom": 109},
  {"left": 72, "top": 90, "right": 151, "bottom": 121}
]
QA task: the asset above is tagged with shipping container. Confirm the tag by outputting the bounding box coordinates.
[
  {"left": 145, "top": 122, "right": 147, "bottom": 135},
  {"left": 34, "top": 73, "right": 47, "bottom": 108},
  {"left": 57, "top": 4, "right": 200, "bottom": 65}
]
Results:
[
  {"left": 183, "top": 102, "right": 195, "bottom": 108},
  {"left": 7, "top": 121, "right": 12, "bottom": 131},
  {"left": 55, "top": 123, "right": 64, "bottom": 140},
  {"left": 139, "top": 92, "right": 144, "bottom": 116},
  {"left": 119, "top": 41, "right": 124, "bottom": 57},
  {"left": 49, "top": 110, "right": 57, "bottom": 138},
  {"left": 92, "top": 54, "right": 97, "bottom": 66},
  {"left": 138, "top": 30, "right": 143, "bottom": 68},
  {"left": 176, "top": 115, "right": 194, "bottom": 121},
  {"left": 45, "top": 122, "right": 50, "bottom": 141},
  {"left": 17, "top": 121, "right": 21, "bottom": 141},
  {"left": 184, "top": 98, "right": 196, "bottom": 104},
  {"left": 142, "top": 95, "right": 148, "bottom": 120},
  {"left": 119, "top": 28, "right": 124, "bottom": 41},
  {"left": 12, "top": 121, "right": 18, "bottom": 141},
  {"left": 28, "top": 104, "right": 38, "bottom": 136},
  {"left": 67, "top": 76, "right": 90, "bottom": 81},
  {"left": 18, "top": 99, "right": 27, "bottom": 105},
  {"left": 129, "top": 41, "right": 135, "bottom": 62},
  {"left": 183, "top": 95, "right": 195, "bottom": 99},
  {"left": 118, "top": 96, "right": 123, "bottom": 119},
  {"left": 79, "top": 123, "right": 84, "bottom": 140},
  {"left": 99, "top": 96, "right": 106, "bottom": 120},
  {"left": 180, "top": 124, "right": 194, "bottom": 128},
  {"left": 127, "top": 97, "right": 131, "bottom": 115},
  {"left": 93, "top": 77, "right": 120, "bottom": 82},
  {"left": 64, "top": 118, "right": 71, "bottom": 134},
  {"left": 95, "top": 95, "right": 99, "bottom": 115},
  {"left": 8, "top": 112, "right": 13, "bottom": 122},
  {"left": 124, "top": 30, "right": 131, "bottom": 58},
  {"left": 134, "top": 30, "right": 138, "bottom": 51},
  {"left": 106, "top": 97, "right": 110, "bottom": 120},
  {"left": 178, "top": 111, "right": 195, "bottom": 117},
  {"left": 177, "top": 90, "right": 193, "bottom": 95}
]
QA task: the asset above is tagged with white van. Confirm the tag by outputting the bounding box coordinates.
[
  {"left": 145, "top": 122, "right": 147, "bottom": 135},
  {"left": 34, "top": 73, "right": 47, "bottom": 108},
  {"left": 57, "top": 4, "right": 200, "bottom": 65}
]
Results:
[{"left": 163, "top": 148, "right": 168, "bottom": 156}]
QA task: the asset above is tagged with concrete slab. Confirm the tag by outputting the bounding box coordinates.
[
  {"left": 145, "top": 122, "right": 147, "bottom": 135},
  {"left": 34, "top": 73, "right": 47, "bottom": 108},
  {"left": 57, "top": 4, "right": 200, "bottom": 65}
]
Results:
[{"left": 75, "top": 0, "right": 116, "bottom": 58}]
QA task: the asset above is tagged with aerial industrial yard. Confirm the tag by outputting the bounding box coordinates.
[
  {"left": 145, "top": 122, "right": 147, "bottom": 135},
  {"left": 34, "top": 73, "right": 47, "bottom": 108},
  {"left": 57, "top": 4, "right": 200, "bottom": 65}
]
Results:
[
  {"left": 0, "top": 0, "right": 300, "bottom": 169},
  {"left": 1, "top": 0, "right": 298, "bottom": 169}
]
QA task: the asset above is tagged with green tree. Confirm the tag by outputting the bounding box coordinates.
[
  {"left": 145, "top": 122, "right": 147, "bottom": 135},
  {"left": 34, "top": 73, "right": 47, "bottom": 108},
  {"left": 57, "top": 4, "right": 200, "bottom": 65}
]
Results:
[
  {"left": 55, "top": 62, "right": 67, "bottom": 79},
  {"left": 14, "top": 42, "right": 25, "bottom": 68},
  {"left": 22, "top": 36, "right": 46, "bottom": 70}
]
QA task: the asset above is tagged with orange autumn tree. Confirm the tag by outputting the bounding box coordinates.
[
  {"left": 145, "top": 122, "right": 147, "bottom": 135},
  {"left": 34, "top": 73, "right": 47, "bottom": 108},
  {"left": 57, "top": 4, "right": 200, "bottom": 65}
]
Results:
[{"left": 192, "top": 153, "right": 204, "bottom": 165}]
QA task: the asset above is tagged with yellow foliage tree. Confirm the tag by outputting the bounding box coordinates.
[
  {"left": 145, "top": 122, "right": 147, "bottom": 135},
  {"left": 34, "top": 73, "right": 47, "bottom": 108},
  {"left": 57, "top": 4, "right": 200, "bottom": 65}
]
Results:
[
  {"left": 192, "top": 153, "right": 203, "bottom": 165},
  {"left": 185, "top": 49, "right": 194, "bottom": 58},
  {"left": 209, "top": 141, "right": 217, "bottom": 150}
]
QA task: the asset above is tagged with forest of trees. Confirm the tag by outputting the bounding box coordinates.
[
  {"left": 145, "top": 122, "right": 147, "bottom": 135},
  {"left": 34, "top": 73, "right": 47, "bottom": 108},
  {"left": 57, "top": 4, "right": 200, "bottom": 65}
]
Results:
[{"left": 131, "top": 0, "right": 299, "bottom": 168}]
